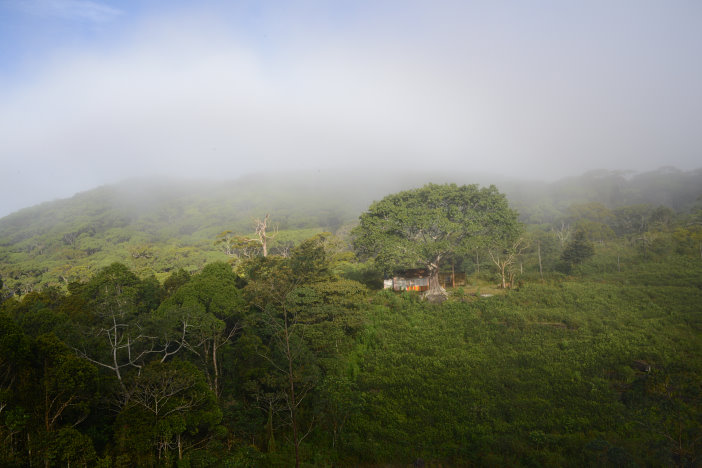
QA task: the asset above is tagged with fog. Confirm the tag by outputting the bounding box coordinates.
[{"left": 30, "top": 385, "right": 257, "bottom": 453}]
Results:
[{"left": 1, "top": 1, "right": 700, "bottom": 218}]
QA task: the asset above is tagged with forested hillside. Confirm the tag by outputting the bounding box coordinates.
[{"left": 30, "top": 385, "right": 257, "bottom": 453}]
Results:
[
  {"left": 4, "top": 0, "right": 701, "bottom": 464},
  {"left": 1, "top": 231, "right": 701, "bottom": 466},
  {"left": 1, "top": 168, "right": 701, "bottom": 296},
  {"left": 1, "top": 169, "right": 701, "bottom": 466}
]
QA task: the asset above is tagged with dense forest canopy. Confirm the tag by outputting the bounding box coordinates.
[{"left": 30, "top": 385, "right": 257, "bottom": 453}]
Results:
[{"left": 0, "top": 168, "right": 701, "bottom": 466}]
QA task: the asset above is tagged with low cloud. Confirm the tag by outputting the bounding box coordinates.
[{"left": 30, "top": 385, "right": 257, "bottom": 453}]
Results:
[{"left": 0, "top": 2, "right": 700, "bottom": 216}]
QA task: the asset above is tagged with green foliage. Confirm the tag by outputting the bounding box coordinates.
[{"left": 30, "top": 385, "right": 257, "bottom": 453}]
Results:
[
  {"left": 164, "top": 261, "right": 245, "bottom": 319},
  {"left": 163, "top": 268, "right": 191, "bottom": 297},
  {"left": 46, "top": 427, "right": 97, "bottom": 467},
  {"left": 115, "top": 360, "right": 221, "bottom": 465},
  {"left": 1, "top": 171, "right": 701, "bottom": 466},
  {"left": 559, "top": 230, "right": 595, "bottom": 274},
  {"left": 332, "top": 273, "right": 702, "bottom": 466},
  {"left": 2, "top": 169, "right": 701, "bottom": 293},
  {"left": 354, "top": 184, "right": 520, "bottom": 274},
  {"left": 0, "top": 250, "right": 698, "bottom": 467},
  {"left": 0, "top": 176, "right": 371, "bottom": 293},
  {"left": 156, "top": 261, "right": 246, "bottom": 398}
]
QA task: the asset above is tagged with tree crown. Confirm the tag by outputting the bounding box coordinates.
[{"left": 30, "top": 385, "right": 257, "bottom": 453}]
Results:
[{"left": 352, "top": 183, "right": 520, "bottom": 273}]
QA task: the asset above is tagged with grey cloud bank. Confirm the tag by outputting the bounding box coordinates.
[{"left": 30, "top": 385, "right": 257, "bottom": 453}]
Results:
[{"left": 1, "top": 1, "right": 700, "bottom": 217}]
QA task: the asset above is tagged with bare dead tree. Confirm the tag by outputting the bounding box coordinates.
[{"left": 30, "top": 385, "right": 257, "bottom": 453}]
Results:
[
  {"left": 76, "top": 286, "right": 179, "bottom": 399},
  {"left": 248, "top": 214, "right": 278, "bottom": 257},
  {"left": 273, "top": 241, "right": 294, "bottom": 258},
  {"left": 214, "top": 231, "right": 237, "bottom": 257},
  {"left": 76, "top": 323, "right": 160, "bottom": 396},
  {"left": 488, "top": 237, "right": 528, "bottom": 289},
  {"left": 217, "top": 214, "right": 278, "bottom": 259},
  {"left": 554, "top": 222, "right": 571, "bottom": 248},
  {"left": 157, "top": 311, "right": 205, "bottom": 364}
]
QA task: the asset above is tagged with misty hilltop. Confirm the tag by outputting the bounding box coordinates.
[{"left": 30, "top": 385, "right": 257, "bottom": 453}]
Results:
[
  {"left": 0, "top": 167, "right": 701, "bottom": 294},
  {"left": 2, "top": 2, "right": 701, "bottom": 218}
]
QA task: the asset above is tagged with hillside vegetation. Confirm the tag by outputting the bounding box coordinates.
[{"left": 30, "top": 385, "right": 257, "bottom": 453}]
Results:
[
  {"left": 0, "top": 168, "right": 701, "bottom": 466},
  {"left": 1, "top": 168, "right": 701, "bottom": 295}
]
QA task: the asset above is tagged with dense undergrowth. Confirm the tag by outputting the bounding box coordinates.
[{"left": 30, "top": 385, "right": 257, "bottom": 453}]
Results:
[
  {"left": 1, "top": 170, "right": 701, "bottom": 466},
  {"left": 1, "top": 251, "right": 700, "bottom": 467},
  {"left": 342, "top": 278, "right": 701, "bottom": 466}
]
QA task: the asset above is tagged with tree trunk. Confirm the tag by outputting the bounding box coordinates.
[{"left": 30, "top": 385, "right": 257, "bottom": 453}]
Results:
[
  {"left": 281, "top": 306, "right": 300, "bottom": 468},
  {"left": 426, "top": 256, "right": 447, "bottom": 301},
  {"left": 177, "top": 433, "right": 182, "bottom": 461},
  {"left": 266, "top": 402, "right": 276, "bottom": 452},
  {"left": 212, "top": 334, "right": 219, "bottom": 398},
  {"left": 44, "top": 360, "right": 50, "bottom": 432},
  {"left": 253, "top": 214, "right": 276, "bottom": 257},
  {"left": 537, "top": 240, "right": 543, "bottom": 281},
  {"left": 428, "top": 268, "right": 442, "bottom": 294}
]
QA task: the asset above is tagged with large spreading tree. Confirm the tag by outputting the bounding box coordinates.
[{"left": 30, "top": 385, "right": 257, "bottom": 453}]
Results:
[{"left": 353, "top": 183, "right": 521, "bottom": 298}]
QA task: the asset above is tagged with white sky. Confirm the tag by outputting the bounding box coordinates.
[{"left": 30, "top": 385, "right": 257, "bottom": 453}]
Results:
[{"left": 0, "top": 1, "right": 700, "bottom": 217}]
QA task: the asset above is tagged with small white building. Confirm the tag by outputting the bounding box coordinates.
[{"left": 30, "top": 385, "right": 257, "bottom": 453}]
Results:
[
  {"left": 383, "top": 269, "right": 466, "bottom": 291},
  {"left": 383, "top": 269, "right": 430, "bottom": 292}
]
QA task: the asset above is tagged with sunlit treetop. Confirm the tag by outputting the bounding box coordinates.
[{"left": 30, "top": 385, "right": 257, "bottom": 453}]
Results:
[{"left": 353, "top": 183, "right": 521, "bottom": 296}]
